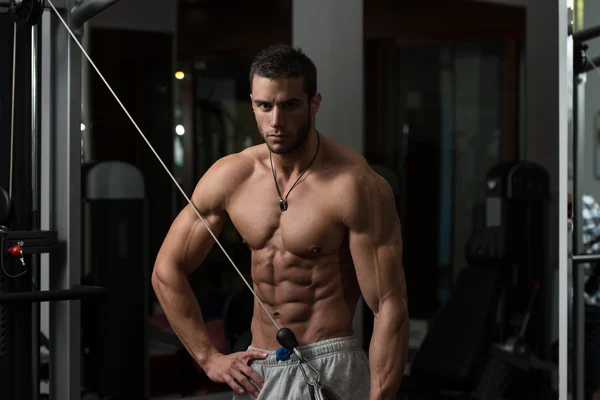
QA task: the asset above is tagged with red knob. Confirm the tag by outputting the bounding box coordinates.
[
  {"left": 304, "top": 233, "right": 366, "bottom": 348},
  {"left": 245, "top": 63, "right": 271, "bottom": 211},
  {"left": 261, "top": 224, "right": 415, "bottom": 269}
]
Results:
[{"left": 8, "top": 245, "right": 22, "bottom": 257}]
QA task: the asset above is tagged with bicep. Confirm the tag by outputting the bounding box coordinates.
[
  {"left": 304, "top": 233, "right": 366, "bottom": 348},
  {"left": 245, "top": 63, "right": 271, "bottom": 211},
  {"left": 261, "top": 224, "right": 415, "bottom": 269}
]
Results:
[
  {"left": 155, "top": 158, "right": 236, "bottom": 276},
  {"left": 347, "top": 176, "right": 406, "bottom": 314},
  {"left": 157, "top": 203, "right": 226, "bottom": 275}
]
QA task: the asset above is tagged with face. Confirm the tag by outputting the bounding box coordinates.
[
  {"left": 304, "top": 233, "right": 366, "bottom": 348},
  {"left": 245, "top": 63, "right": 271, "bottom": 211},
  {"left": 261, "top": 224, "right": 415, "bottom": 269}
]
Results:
[{"left": 250, "top": 76, "right": 321, "bottom": 155}]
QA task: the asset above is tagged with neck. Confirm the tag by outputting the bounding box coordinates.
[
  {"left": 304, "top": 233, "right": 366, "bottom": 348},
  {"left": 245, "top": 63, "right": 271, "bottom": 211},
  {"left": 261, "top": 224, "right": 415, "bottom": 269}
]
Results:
[{"left": 271, "top": 128, "right": 320, "bottom": 178}]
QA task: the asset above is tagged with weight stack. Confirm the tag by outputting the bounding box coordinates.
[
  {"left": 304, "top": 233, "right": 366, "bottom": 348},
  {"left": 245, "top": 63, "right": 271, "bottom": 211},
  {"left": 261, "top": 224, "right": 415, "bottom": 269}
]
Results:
[
  {"left": 0, "top": 13, "right": 35, "bottom": 399},
  {"left": 82, "top": 161, "right": 148, "bottom": 398},
  {"left": 485, "top": 161, "right": 550, "bottom": 354}
]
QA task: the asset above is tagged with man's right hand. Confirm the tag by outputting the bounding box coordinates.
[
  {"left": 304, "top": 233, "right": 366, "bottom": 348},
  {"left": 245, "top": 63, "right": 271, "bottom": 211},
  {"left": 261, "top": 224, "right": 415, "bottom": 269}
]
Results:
[{"left": 202, "top": 350, "right": 269, "bottom": 397}]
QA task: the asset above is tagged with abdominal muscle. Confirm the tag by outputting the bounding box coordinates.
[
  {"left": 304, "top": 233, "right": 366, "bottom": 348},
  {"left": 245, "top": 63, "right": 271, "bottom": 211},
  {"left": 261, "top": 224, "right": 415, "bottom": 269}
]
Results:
[{"left": 248, "top": 247, "right": 360, "bottom": 351}]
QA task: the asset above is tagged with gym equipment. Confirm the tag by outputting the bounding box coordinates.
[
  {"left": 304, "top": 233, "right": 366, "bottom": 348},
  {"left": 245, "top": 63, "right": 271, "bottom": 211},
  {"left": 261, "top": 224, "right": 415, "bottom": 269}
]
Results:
[
  {"left": 399, "top": 227, "right": 506, "bottom": 398},
  {"left": 0, "top": 188, "right": 11, "bottom": 224},
  {"left": 502, "top": 282, "right": 540, "bottom": 356},
  {"left": 398, "top": 161, "right": 554, "bottom": 399},
  {"left": 1, "top": 0, "right": 119, "bottom": 28},
  {"left": 81, "top": 161, "right": 148, "bottom": 398},
  {"left": 571, "top": 21, "right": 600, "bottom": 400},
  {"left": 8, "top": 0, "right": 45, "bottom": 26},
  {"left": 485, "top": 161, "right": 550, "bottom": 348},
  {"left": 482, "top": 282, "right": 556, "bottom": 400},
  {"left": 483, "top": 162, "right": 555, "bottom": 396},
  {"left": 0, "top": 216, "right": 61, "bottom": 400},
  {"left": 0, "top": 3, "right": 110, "bottom": 399}
]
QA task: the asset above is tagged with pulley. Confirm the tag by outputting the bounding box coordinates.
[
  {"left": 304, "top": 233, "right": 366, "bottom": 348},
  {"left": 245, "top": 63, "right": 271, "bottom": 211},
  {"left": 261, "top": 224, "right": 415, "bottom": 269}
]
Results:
[{"left": 9, "top": 0, "right": 45, "bottom": 26}]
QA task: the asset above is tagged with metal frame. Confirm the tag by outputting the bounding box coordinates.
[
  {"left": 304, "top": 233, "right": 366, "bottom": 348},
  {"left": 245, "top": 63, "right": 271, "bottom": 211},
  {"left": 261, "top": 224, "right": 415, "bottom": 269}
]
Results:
[
  {"left": 578, "top": 55, "right": 600, "bottom": 75},
  {"left": 569, "top": 21, "right": 600, "bottom": 400},
  {"left": 39, "top": 1, "right": 119, "bottom": 398},
  {"left": 31, "top": 18, "right": 41, "bottom": 400},
  {"left": 41, "top": 5, "right": 83, "bottom": 399},
  {"left": 558, "top": 2, "right": 570, "bottom": 399},
  {"left": 572, "top": 24, "right": 600, "bottom": 44},
  {"left": 0, "top": 0, "right": 67, "bottom": 8},
  {"left": 70, "top": 0, "right": 119, "bottom": 29},
  {"left": 0, "top": 0, "right": 67, "bottom": 14}
]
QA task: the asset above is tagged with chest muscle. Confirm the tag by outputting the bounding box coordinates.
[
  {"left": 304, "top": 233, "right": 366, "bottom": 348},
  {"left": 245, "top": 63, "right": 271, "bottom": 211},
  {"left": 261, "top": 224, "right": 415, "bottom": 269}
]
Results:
[{"left": 227, "top": 180, "right": 346, "bottom": 257}]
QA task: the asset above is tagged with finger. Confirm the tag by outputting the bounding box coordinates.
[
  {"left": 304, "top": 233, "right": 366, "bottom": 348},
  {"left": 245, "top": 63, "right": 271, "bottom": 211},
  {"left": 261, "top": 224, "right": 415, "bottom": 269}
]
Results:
[
  {"left": 242, "top": 350, "right": 269, "bottom": 362},
  {"left": 238, "top": 361, "right": 265, "bottom": 388},
  {"left": 224, "top": 375, "right": 245, "bottom": 396},
  {"left": 232, "top": 368, "right": 260, "bottom": 397}
]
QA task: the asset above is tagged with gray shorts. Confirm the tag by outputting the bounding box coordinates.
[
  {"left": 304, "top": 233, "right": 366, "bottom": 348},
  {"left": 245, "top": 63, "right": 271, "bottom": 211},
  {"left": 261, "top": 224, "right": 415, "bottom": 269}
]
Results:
[{"left": 232, "top": 336, "right": 370, "bottom": 400}]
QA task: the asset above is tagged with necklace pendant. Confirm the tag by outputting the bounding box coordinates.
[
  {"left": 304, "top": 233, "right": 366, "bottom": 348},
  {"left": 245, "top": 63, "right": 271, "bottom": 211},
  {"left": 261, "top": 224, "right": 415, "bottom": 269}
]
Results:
[{"left": 279, "top": 199, "right": 288, "bottom": 212}]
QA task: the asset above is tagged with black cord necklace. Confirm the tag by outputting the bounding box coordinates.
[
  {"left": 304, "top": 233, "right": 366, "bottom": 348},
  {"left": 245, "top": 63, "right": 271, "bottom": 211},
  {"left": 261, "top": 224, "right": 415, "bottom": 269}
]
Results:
[{"left": 269, "top": 131, "right": 320, "bottom": 212}]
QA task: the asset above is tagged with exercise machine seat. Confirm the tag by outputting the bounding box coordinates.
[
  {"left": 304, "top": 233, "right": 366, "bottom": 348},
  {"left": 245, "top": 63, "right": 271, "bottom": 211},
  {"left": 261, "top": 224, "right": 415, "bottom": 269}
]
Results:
[{"left": 409, "top": 265, "right": 503, "bottom": 392}]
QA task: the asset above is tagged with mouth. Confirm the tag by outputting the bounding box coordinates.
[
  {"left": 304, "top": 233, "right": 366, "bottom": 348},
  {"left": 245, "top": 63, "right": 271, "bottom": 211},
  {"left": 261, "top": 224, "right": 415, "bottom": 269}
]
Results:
[{"left": 269, "top": 135, "right": 289, "bottom": 143}]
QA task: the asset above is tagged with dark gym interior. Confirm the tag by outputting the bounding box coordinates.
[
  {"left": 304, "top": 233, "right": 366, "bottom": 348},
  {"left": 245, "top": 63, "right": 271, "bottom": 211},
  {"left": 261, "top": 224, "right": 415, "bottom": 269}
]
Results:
[{"left": 0, "top": 0, "right": 594, "bottom": 399}]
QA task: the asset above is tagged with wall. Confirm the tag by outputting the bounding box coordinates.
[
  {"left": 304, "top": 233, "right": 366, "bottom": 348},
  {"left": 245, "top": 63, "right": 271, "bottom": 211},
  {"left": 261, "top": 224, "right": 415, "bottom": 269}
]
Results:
[
  {"left": 292, "top": 0, "right": 364, "bottom": 154},
  {"left": 176, "top": 1, "right": 291, "bottom": 60}
]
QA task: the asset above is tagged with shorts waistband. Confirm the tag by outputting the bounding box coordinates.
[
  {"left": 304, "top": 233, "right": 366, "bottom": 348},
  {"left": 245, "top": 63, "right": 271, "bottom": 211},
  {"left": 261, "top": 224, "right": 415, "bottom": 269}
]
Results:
[{"left": 249, "top": 336, "right": 361, "bottom": 366}]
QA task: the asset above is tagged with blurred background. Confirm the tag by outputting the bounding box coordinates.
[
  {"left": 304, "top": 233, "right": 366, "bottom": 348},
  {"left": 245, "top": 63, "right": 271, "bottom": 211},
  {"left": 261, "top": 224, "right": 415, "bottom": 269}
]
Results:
[{"left": 0, "top": 0, "right": 594, "bottom": 398}]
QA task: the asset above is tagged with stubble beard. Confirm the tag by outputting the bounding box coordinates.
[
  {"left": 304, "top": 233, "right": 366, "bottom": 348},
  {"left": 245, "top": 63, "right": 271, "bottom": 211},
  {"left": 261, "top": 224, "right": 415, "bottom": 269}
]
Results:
[{"left": 263, "top": 112, "right": 312, "bottom": 155}]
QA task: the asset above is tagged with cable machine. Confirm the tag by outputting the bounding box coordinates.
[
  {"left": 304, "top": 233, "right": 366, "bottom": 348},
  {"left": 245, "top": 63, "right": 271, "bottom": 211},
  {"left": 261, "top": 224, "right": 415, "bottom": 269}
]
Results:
[
  {"left": 0, "top": 1, "right": 120, "bottom": 399},
  {"left": 570, "top": 21, "right": 600, "bottom": 400}
]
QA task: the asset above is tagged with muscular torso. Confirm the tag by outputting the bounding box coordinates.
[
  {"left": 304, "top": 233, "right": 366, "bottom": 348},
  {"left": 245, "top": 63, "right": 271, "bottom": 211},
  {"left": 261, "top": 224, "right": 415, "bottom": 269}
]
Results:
[{"left": 225, "top": 146, "right": 362, "bottom": 350}]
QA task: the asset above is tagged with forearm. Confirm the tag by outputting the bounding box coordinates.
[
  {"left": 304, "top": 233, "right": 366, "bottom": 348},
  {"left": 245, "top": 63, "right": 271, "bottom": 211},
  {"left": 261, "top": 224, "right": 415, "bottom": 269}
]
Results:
[
  {"left": 368, "top": 297, "right": 409, "bottom": 400},
  {"left": 152, "top": 262, "right": 218, "bottom": 368}
]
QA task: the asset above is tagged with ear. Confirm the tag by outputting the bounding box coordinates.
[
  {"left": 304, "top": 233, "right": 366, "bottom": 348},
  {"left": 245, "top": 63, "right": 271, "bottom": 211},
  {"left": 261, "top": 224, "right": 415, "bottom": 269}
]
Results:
[
  {"left": 250, "top": 94, "right": 255, "bottom": 112},
  {"left": 310, "top": 92, "right": 322, "bottom": 115}
]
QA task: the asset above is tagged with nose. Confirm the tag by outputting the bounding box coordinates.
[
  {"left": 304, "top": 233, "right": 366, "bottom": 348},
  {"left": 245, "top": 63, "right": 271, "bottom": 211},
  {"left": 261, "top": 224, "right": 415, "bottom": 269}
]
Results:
[{"left": 270, "top": 106, "right": 284, "bottom": 129}]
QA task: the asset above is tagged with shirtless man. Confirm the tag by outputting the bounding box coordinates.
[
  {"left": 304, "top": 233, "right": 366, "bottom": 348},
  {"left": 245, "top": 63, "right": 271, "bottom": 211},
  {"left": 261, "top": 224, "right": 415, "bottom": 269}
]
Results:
[{"left": 152, "top": 44, "right": 409, "bottom": 400}]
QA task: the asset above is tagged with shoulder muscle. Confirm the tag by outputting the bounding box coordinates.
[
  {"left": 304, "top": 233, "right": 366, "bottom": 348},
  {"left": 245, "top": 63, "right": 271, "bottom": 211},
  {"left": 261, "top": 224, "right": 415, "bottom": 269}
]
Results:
[
  {"left": 339, "top": 167, "right": 399, "bottom": 240},
  {"left": 191, "top": 152, "right": 255, "bottom": 214}
]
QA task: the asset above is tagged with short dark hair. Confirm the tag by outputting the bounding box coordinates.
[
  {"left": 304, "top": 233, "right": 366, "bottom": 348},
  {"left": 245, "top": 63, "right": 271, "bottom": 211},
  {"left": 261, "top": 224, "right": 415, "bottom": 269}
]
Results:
[{"left": 249, "top": 44, "right": 317, "bottom": 101}]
